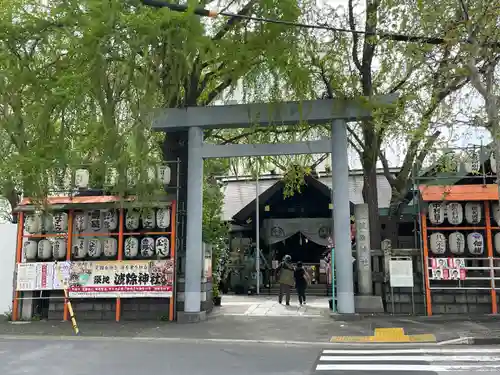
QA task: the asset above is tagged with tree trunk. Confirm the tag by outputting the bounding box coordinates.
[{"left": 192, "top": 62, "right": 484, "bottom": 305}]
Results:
[{"left": 362, "top": 160, "right": 382, "bottom": 250}]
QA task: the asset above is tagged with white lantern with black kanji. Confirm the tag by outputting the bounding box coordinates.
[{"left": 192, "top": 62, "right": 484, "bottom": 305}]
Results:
[
  {"left": 429, "top": 232, "right": 446, "bottom": 254},
  {"left": 140, "top": 237, "right": 155, "bottom": 257},
  {"left": 156, "top": 208, "right": 171, "bottom": 229},
  {"left": 87, "top": 238, "right": 102, "bottom": 258},
  {"left": 446, "top": 202, "right": 463, "bottom": 225},
  {"left": 465, "top": 202, "right": 482, "bottom": 224},
  {"left": 156, "top": 237, "right": 169, "bottom": 258},
  {"left": 88, "top": 210, "right": 102, "bottom": 231},
  {"left": 127, "top": 167, "right": 137, "bottom": 187},
  {"left": 74, "top": 212, "right": 88, "bottom": 232},
  {"left": 73, "top": 238, "right": 88, "bottom": 259},
  {"left": 467, "top": 232, "right": 484, "bottom": 255},
  {"left": 428, "top": 202, "right": 445, "bottom": 225},
  {"left": 126, "top": 209, "right": 140, "bottom": 230},
  {"left": 23, "top": 240, "right": 37, "bottom": 260},
  {"left": 75, "top": 168, "right": 90, "bottom": 188},
  {"left": 494, "top": 233, "right": 500, "bottom": 255},
  {"left": 52, "top": 238, "right": 66, "bottom": 259},
  {"left": 491, "top": 152, "right": 497, "bottom": 173},
  {"left": 493, "top": 203, "right": 500, "bottom": 226},
  {"left": 124, "top": 237, "right": 139, "bottom": 258},
  {"left": 37, "top": 239, "right": 52, "bottom": 260},
  {"left": 141, "top": 209, "right": 155, "bottom": 229},
  {"left": 463, "top": 151, "right": 481, "bottom": 174},
  {"left": 105, "top": 167, "right": 118, "bottom": 186},
  {"left": 147, "top": 166, "right": 156, "bottom": 183},
  {"left": 52, "top": 212, "right": 68, "bottom": 232},
  {"left": 103, "top": 238, "right": 118, "bottom": 257},
  {"left": 157, "top": 165, "right": 171, "bottom": 185},
  {"left": 25, "top": 214, "right": 41, "bottom": 234},
  {"left": 102, "top": 209, "right": 118, "bottom": 231},
  {"left": 448, "top": 232, "right": 465, "bottom": 254},
  {"left": 41, "top": 213, "right": 53, "bottom": 232}
]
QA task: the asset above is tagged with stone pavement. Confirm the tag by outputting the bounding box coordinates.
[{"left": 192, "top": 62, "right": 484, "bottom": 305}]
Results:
[{"left": 213, "top": 294, "right": 330, "bottom": 317}]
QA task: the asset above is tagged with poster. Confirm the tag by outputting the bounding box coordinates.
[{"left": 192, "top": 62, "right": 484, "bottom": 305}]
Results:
[
  {"left": 16, "top": 262, "right": 56, "bottom": 291},
  {"left": 68, "top": 260, "right": 174, "bottom": 298},
  {"left": 429, "top": 257, "right": 466, "bottom": 280},
  {"left": 16, "top": 260, "right": 174, "bottom": 298}
]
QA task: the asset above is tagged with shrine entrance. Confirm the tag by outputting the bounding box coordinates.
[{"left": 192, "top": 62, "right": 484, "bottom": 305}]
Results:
[{"left": 153, "top": 94, "right": 397, "bottom": 321}]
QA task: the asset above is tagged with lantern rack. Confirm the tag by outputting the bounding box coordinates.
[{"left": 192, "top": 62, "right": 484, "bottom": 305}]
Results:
[
  {"left": 419, "top": 183, "right": 500, "bottom": 316},
  {"left": 11, "top": 159, "right": 182, "bottom": 323}
]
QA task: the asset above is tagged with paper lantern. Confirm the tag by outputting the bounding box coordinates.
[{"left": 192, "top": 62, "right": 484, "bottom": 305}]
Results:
[
  {"left": 495, "top": 233, "right": 500, "bottom": 255},
  {"left": 102, "top": 209, "right": 118, "bottom": 231},
  {"left": 147, "top": 166, "right": 156, "bottom": 183},
  {"left": 446, "top": 202, "right": 463, "bottom": 225},
  {"left": 37, "top": 239, "right": 52, "bottom": 260},
  {"left": 465, "top": 202, "right": 482, "bottom": 224},
  {"left": 463, "top": 151, "right": 481, "bottom": 174},
  {"left": 141, "top": 209, "right": 156, "bottom": 229},
  {"left": 157, "top": 165, "right": 171, "bottom": 185},
  {"left": 103, "top": 238, "right": 118, "bottom": 257},
  {"left": 428, "top": 202, "right": 445, "bottom": 225},
  {"left": 156, "top": 208, "right": 171, "bottom": 229},
  {"left": 52, "top": 238, "right": 67, "bottom": 260},
  {"left": 429, "top": 232, "right": 446, "bottom": 254},
  {"left": 75, "top": 168, "right": 90, "bottom": 188},
  {"left": 23, "top": 240, "right": 38, "bottom": 260},
  {"left": 88, "top": 210, "right": 102, "bottom": 231},
  {"left": 25, "top": 214, "right": 41, "bottom": 234},
  {"left": 74, "top": 212, "right": 88, "bottom": 232},
  {"left": 448, "top": 232, "right": 465, "bottom": 254},
  {"left": 126, "top": 209, "right": 140, "bottom": 230},
  {"left": 490, "top": 152, "right": 497, "bottom": 173},
  {"left": 467, "top": 232, "right": 484, "bottom": 255},
  {"left": 73, "top": 238, "right": 88, "bottom": 259},
  {"left": 140, "top": 237, "right": 155, "bottom": 257},
  {"left": 41, "top": 214, "right": 53, "bottom": 232},
  {"left": 124, "top": 237, "right": 139, "bottom": 258},
  {"left": 52, "top": 212, "right": 68, "bottom": 232},
  {"left": 105, "top": 167, "right": 118, "bottom": 186},
  {"left": 127, "top": 167, "right": 137, "bottom": 187},
  {"left": 493, "top": 203, "right": 500, "bottom": 226},
  {"left": 156, "top": 237, "right": 170, "bottom": 258},
  {"left": 87, "top": 238, "right": 102, "bottom": 258}
]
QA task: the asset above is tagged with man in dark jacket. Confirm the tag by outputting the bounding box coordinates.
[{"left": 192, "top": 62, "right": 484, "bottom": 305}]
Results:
[{"left": 277, "top": 255, "right": 294, "bottom": 305}]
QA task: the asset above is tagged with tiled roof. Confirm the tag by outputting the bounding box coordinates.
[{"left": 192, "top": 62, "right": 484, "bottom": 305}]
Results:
[{"left": 221, "top": 172, "right": 393, "bottom": 221}]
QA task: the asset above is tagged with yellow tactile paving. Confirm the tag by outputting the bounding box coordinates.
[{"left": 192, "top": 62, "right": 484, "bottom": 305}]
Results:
[{"left": 330, "top": 327, "right": 437, "bottom": 343}]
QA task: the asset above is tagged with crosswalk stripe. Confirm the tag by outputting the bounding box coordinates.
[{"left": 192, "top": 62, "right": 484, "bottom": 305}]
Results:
[
  {"left": 314, "top": 348, "right": 500, "bottom": 372},
  {"left": 315, "top": 364, "right": 500, "bottom": 371},
  {"left": 319, "top": 355, "right": 500, "bottom": 362},
  {"left": 322, "top": 348, "right": 500, "bottom": 354}
]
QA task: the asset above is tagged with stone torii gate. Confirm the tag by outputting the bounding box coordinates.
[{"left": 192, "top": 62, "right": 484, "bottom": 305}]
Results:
[{"left": 152, "top": 94, "right": 396, "bottom": 322}]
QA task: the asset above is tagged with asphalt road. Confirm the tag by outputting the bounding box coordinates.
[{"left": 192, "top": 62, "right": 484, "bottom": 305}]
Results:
[
  {"left": 1, "top": 336, "right": 500, "bottom": 375},
  {"left": 0, "top": 336, "right": 320, "bottom": 375}
]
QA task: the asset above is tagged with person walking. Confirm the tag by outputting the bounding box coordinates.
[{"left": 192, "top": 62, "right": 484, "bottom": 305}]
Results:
[
  {"left": 277, "top": 255, "right": 294, "bottom": 305},
  {"left": 294, "top": 261, "right": 310, "bottom": 306}
]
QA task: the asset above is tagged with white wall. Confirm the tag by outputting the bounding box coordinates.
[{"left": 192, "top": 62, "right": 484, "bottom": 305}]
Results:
[{"left": 0, "top": 223, "right": 17, "bottom": 314}]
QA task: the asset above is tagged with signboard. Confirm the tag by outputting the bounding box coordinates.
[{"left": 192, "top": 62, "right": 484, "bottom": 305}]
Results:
[
  {"left": 429, "top": 257, "right": 467, "bottom": 280},
  {"left": 68, "top": 260, "right": 174, "bottom": 298},
  {"left": 389, "top": 257, "right": 414, "bottom": 287},
  {"left": 16, "top": 262, "right": 67, "bottom": 291},
  {"left": 16, "top": 260, "right": 174, "bottom": 298}
]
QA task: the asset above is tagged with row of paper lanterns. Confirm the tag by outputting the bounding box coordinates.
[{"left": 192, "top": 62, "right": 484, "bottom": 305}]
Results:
[
  {"left": 73, "top": 165, "right": 171, "bottom": 189},
  {"left": 429, "top": 232, "right": 485, "bottom": 255},
  {"left": 24, "top": 208, "right": 171, "bottom": 234},
  {"left": 444, "top": 150, "right": 495, "bottom": 174},
  {"left": 24, "top": 236, "right": 170, "bottom": 260},
  {"left": 428, "top": 202, "right": 488, "bottom": 225}
]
